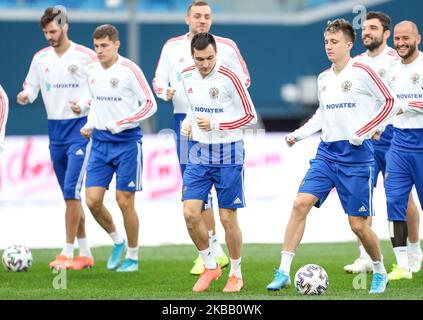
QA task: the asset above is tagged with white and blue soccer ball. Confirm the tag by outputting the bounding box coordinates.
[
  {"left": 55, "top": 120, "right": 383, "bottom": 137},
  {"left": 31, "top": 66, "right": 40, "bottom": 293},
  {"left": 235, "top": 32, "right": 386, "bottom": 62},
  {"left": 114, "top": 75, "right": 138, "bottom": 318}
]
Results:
[
  {"left": 294, "top": 264, "right": 329, "bottom": 295},
  {"left": 2, "top": 245, "right": 33, "bottom": 272}
]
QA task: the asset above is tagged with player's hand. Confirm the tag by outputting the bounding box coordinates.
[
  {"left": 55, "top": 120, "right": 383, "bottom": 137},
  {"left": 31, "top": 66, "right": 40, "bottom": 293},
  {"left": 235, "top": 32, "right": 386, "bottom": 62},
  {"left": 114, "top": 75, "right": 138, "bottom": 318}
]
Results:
[
  {"left": 166, "top": 88, "right": 176, "bottom": 100},
  {"left": 80, "top": 127, "right": 92, "bottom": 138},
  {"left": 197, "top": 116, "right": 211, "bottom": 131},
  {"left": 285, "top": 134, "right": 296, "bottom": 147},
  {"left": 371, "top": 130, "right": 381, "bottom": 140},
  {"left": 17, "top": 91, "right": 29, "bottom": 105},
  {"left": 70, "top": 100, "right": 81, "bottom": 114},
  {"left": 181, "top": 122, "right": 192, "bottom": 138}
]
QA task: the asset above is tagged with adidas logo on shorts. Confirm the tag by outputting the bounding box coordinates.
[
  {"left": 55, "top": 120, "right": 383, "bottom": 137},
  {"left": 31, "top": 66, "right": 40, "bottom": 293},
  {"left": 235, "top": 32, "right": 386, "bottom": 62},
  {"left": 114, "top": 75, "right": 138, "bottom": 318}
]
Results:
[
  {"left": 128, "top": 181, "right": 136, "bottom": 187},
  {"left": 233, "top": 197, "right": 242, "bottom": 205},
  {"left": 75, "top": 149, "right": 84, "bottom": 156},
  {"left": 358, "top": 206, "right": 367, "bottom": 213}
]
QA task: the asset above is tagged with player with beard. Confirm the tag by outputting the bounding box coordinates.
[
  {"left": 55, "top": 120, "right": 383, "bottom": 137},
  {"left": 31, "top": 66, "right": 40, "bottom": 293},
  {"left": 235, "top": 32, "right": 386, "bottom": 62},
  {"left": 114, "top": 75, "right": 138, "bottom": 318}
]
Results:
[
  {"left": 17, "top": 7, "right": 97, "bottom": 270},
  {"left": 384, "top": 21, "right": 423, "bottom": 279},
  {"left": 344, "top": 12, "right": 422, "bottom": 274}
]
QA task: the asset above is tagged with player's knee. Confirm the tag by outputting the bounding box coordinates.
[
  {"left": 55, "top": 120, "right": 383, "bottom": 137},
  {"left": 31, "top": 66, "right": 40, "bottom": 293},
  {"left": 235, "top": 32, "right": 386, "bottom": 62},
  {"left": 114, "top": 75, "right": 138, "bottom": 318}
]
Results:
[
  {"left": 183, "top": 206, "right": 201, "bottom": 226},
  {"left": 291, "top": 198, "right": 311, "bottom": 219},
  {"left": 86, "top": 196, "right": 102, "bottom": 214},
  {"left": 219, "top": 210, "right": 236, "bottom": 229},
  {"left": 349, "top": 220, "right": 366, "bottom": 237}
]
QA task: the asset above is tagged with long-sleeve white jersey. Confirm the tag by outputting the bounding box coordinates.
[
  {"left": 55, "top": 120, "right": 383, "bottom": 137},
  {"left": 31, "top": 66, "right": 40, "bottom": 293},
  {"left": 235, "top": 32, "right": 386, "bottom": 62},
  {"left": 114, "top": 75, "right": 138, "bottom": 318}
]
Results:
[
  {"left": 153, "top": 33, "right": 250, "bottom": 114},
  {"left": 386, "top": 51, "right": 423, "bottom": 151},
  {"left": 22, "top": 41, "right": 97, "bottom": 144},
  {"left": 181, "top": 62, "right": 257, "bottom": 144},
  {"left": 354, "top": 46, "right": 400, "bottom": 148},
  {"left": 0, "top": 85, "right": 9, "bottom": 154},
  {"left": 85, "top": 55, "right": 157, "bottom": 142},
  {"left": 291, "top": 58, "right": 399, "bottom": 164}
]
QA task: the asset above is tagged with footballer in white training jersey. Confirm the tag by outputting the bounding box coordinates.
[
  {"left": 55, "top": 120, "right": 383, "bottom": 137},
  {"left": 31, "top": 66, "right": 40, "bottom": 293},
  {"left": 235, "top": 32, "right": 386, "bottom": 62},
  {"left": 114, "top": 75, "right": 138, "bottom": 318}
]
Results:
[
  {"left": 17, "top": 7, "right": 96, "bottom": 270},
  {"left": 81, "top": 24, "right": 156, "bottom": 273},
  {"left": 384, "top": 21, "right": 423, "bottom": 279}
]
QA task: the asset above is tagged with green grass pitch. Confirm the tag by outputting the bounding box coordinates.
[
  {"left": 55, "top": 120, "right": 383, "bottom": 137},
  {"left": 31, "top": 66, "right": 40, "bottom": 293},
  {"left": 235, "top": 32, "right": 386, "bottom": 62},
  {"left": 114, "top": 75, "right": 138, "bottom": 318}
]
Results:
[{"left": 0, "top": 241, "right": 421, "bottom": 300}]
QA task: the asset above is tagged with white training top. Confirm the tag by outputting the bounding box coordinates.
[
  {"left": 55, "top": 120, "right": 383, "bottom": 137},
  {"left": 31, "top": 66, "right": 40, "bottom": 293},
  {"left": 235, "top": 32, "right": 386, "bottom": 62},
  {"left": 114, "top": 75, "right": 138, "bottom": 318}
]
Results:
[
  {"left": 353, "top": 46, "right": 400, "bottom": 148},
  {"left": 153, "top": 33, "right": 250, "bottom": 114},
  {"left": 386, "top": 51, "right": 423, "bottom": 151},
  {"left": 22, "top": 41, "right": 96, "bottom": 119},
  {"left": 0, "top": 85, "right": 9, "bottom": 154},
  {"left": 291, "top": 58, "right": 399, "bottom": 164},
  {"left": 180, "top": 62, "right": 257, "bottom": 144},
  {"left": 85, "top": 55, "right": 157, "bottom": 138}
]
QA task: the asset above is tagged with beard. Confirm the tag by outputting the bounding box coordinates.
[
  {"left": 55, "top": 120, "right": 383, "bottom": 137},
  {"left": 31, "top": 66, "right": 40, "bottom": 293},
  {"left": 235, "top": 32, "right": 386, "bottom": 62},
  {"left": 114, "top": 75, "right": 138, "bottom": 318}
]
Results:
[
  {"left": 396, "top": 41, "right": 417, "bottom": 60},
  {"left": 363, "top": 35, "right": 383, "bottom": 52},
  {"left": 49, "top": 29, "right": 64, "bottom": 47}
]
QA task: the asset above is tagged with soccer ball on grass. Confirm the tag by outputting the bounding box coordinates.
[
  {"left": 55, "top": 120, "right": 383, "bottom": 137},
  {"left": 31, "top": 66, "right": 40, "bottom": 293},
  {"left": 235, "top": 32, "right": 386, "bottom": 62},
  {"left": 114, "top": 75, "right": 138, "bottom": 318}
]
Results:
[
  {"left": 2, "top": 245, "right": 33, "bottom": 272},
  {"left": 294, "top": 264, "right": 329, "bottom": 295}
]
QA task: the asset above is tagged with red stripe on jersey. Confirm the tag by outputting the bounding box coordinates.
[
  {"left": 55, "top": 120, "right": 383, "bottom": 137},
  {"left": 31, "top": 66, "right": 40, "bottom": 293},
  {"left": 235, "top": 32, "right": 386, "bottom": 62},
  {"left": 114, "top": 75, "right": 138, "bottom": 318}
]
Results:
[
  {"left": 75, "top": 45, "right": 98, "bottom": 61},
  {"left": 219, "top": 66, "right": 252, "bottom": 119},
  {"left": 164, "top": 35, "right": 185, "bottom": 46},
  {"left": 215, "top": 37, "right": 250, "bottom": 83},
  {"left": 354, "top": 62, "right": 393, "bottom": 136},
  {"left": 117, "top": 60, "right": 154, "bottom": 125},
  {"left": 218, "top": 66, "right": 254, "bottom": 130},
  {"left": 219, "top": 66, "right": 252, "bottom": 115},
  {"left": 353, "top": 62, "right": 394, "bottom": 137},
  {"left": 34, "top": 47, "right": 50, "bottom": 58},
  {"left": 116, "top": 100, "right": 153, "bottom": 125},
  {"left": 153, "top": 36, "right": 185, "bottom": 90},
  {"left": 409, "top": 101, "right": 423, "bottom": 109},
  {"left": 182, "top": 65, "right": 195, "bottom": 74}
]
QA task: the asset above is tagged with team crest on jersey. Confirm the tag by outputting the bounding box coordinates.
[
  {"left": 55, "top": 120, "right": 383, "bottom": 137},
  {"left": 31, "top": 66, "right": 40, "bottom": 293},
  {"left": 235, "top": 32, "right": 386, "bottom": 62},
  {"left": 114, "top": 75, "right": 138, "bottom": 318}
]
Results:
[
  {"left": 209, "top": 87, "right": 219, "bottom": 99},
  {"left": 110, "top": 78, "right": 119, "bottom": 88},
  {"left": 378, "top": 69, "right": 386, "bottom": 78},
  {"left": 411, "top": 73, "right": 420, "bottom": 84},
  {"left": 341, "top": 80, "right": 352, "bottom": 92},
  {"left": 68, "top": 64, "right": 78, "bottom": 75}
]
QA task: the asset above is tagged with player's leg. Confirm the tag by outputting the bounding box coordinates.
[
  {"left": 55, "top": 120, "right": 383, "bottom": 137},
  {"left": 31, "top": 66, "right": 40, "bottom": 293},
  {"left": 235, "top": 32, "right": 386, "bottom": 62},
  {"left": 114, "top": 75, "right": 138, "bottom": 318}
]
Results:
[
  {"left": 407, "top": 153, "right": 423, "bottom": 272},
  {"left": 337, "top": 163, "right": 388, "bottom": 293},
  {"left": 175, "top": 113, "right": 227, "bottom": 274},
  {"left": 113, "top": 140, "right": 143, "bottom": 272},
  {"left": 267, "top": 158, "right": 332, "bottom": 291},
  {"left": 214, "top": 165, "right": 245, "bottom": 292},
  {"left": 406, "top": 192, "right": 422, "bottom": 272},
  {"left": 64, "top": 141, "right": 94, "bottom": 270},
  {"left": 48, "top": 143, "right": 74, "bottom": 269},
  {"left": 85, "top": 140, "right": 125, "bottom": 270},
  {"left": 182, "top": 164, "right": 221, "bottom": 291},
  {"left": 343, "top": 148, "right": 384, "bottom": 273},
  {"left": 385, "top": 149, "right": 413, "bottom": 280},
  {"left": 115, "top": 191, "right": 138, "bottom": 272},
  {"left": 191, "top": 201, "right": 229, "bottom": 275}
]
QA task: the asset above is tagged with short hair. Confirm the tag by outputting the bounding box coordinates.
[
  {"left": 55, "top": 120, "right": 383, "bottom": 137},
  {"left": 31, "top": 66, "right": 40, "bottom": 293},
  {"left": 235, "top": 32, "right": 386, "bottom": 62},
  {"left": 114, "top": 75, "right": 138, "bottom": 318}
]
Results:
[
  {"left": 365, "top": 11, "right": 391, "bottom": 32},
  {"left": 191, "top": 32, "right": 217, "bottom": 54},
  {"left": 187, "top": 1, "right": 210, "bottom": 14},
  {"left": 93, "top": 24, "right": 119, "bottom": 42},
  {"left": 325, "top": 18, "right": 356, "bottom": 42},
  {"left": 40, "top": 6, "right": 68, "bottom": 29}
]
